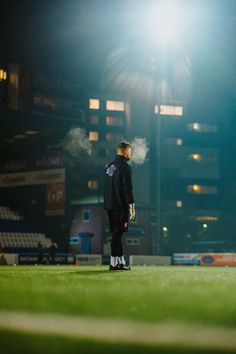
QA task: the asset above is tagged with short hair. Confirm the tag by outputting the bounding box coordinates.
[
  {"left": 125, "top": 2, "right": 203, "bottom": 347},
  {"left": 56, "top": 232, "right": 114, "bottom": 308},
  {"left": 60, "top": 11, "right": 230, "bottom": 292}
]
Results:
[{"left": 116, "top": 141, "right": 132, "bottom": 151}]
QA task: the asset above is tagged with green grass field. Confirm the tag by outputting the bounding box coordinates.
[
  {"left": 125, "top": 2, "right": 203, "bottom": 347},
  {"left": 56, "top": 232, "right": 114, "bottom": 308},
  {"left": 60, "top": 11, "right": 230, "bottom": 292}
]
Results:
[{"left": 0, "top": 265, "right": 236, "bottom": 353}]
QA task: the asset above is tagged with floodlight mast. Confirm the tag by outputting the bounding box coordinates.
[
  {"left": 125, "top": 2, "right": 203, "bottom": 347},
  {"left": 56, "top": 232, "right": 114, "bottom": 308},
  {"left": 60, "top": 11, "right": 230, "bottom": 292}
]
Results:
[
  {"left": 136, "top": 1, "right": 188, "bottom": 254},
  {"left": 145, "top": 2, "right": 185, "bottom": 255}
]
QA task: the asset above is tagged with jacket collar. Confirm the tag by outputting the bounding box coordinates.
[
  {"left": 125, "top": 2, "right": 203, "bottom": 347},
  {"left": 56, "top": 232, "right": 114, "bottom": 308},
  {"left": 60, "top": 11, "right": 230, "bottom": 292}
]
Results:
[{"left": 115, "top": 154, "right": 127, "bottom": 162}]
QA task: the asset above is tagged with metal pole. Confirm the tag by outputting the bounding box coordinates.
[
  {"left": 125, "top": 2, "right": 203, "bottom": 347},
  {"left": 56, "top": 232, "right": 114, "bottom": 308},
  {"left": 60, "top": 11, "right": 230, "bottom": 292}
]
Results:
[{"left": 156, "top": 114, "right": 161, "bottom": 255}]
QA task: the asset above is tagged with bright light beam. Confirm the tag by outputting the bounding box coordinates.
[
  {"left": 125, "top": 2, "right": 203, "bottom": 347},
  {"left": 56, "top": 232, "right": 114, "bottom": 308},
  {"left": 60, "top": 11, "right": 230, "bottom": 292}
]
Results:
[{"left": 142, "top": 1, "right": 187, "bottom": 46}]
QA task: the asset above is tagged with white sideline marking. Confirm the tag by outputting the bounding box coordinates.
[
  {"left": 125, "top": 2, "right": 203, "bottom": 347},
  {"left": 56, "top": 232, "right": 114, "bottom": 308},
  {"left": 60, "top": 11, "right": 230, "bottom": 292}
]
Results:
[{"left": 0, "top": 311, "right": 236, "bottom": 350}]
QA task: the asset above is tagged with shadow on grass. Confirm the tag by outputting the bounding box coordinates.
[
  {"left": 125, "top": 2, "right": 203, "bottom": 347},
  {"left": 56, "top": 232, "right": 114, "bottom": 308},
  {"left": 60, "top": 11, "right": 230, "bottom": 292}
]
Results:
[
  {"left": 0, "top": 329, "right": 233, "bottom": 354},
  {"left": 68, "top": 269, "right": 124, "bottom": 276},
  {"left": 72, "top": 270, "right": 108, "bottom": 275}
]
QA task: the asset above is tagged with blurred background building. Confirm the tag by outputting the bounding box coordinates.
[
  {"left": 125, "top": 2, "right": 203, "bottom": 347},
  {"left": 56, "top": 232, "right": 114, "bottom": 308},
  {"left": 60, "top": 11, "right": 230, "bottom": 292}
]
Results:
[{"left": 0, "top": 0, "right": 236, "bottom": 258}]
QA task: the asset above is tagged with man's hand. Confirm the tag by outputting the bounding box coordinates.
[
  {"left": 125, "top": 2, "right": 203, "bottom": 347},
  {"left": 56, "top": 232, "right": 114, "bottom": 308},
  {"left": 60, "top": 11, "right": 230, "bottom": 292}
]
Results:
[{"left": 129, "top": 204, "right": 135, "bottom": 221}]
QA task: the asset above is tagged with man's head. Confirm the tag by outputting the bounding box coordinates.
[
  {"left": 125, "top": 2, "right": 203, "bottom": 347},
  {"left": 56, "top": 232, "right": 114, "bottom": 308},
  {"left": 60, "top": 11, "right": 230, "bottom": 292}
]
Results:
[{"left": 117, "top": 141, "right": 132, "bottom": 160}]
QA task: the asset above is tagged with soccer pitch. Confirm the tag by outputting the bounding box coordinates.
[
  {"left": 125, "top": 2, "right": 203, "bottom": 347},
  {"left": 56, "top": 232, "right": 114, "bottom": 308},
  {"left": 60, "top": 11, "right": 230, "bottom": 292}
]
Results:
[{"left": 0, "top": 265, "right": 236, "bottom": 354}]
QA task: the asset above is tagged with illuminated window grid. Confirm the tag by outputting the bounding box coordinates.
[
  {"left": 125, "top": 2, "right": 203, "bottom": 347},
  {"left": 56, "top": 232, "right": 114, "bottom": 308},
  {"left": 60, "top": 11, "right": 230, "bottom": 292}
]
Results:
[
  {"left": 176, "top": 139, "right": 183, "bottom": 146},
  {"left": 188, "top": 153, "right": 202, "bottom": 162},
  {"left": 0, "top": 69, "right": 7, "bottom": 81},
  {"left": 195, "top": 216, "right": 218, "bottom": 222},
  {"left": 188, "top": 123, "right": 218, "bottom": 133},
  {"left": 106, "top": 100, "right": 125, "bottom": 111},
  {"left": 164, "top": 137, "right": 183, "bottom": 146},
  {"left": 89, "top": 131, "right": 99, "bottom": 141},
  {"left": 89, "top": 98, "right": 100, "bottom": 110},
  {"left": 154, "top": 104, "right": 183, "bottom": 116},
  {"left": 187, "top": 185, "right": 218, "bottom": 195},
  {"left": 106, "top": 116, "right": 124, "bottom": 126},
  {"left": 88, "top": 180, "right": 98, "bottom": 190},
  {"left": 176, "top": 200, "right": 183, "bottom": 208}
]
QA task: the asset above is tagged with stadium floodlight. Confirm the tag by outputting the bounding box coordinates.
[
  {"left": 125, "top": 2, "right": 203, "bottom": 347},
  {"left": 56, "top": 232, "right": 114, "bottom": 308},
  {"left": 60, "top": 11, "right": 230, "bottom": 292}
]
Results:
[{"left": 142, "top": 1, "right": 187, "bottom": 46}]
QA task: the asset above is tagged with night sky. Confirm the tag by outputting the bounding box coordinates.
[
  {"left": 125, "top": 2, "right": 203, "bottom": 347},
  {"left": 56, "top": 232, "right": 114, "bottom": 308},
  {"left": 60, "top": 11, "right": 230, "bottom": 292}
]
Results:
[
  {"left": 1, "top": 0, "right": 236, "bottom": 201},
  {"left": 1, "top": 0, "right": 236, "bottom": 89}
]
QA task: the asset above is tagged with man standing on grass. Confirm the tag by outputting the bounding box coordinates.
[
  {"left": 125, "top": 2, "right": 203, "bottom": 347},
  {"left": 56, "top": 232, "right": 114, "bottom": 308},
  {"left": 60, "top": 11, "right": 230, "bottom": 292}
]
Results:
[{"left": 104, "top": 141, "right": 135, "bottom": 271}]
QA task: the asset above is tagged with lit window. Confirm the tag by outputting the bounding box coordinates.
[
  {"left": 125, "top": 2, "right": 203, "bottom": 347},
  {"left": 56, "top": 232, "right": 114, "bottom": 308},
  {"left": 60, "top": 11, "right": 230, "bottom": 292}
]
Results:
[
  {"left": 89, "top": 131, "right": 99, "bottom": 141},
  {"left": 192, "top": 123, "right": 201, "bottom": 131},
  {"left": 164, "top": 137, "right": 183, "bottom": 146},
  {"left": 176, "top": 200, "right": 183, "bottom": 208},
  {"left": 193, "top": 185, "right": 201, "bottom": 192},
  {"left": 154, "top": 105, "right": 159, "bottom": 114},
  {"left": 187, "top": 185, "right": 218, "bottom": 195},
  {"left": 195, "top": 216, "right": 218, "bottom": 222},
  {"left": 188, "top": 123, "right": 218, "bottom": 133},
  {"left": 176, "top": 138, "right": 183, "bottom": 146},
  {"left": 90, "top": 115, "right": 99, "bottom": 124},
  {"left": 159, "top": 105, "right": 183, "bottom": 116},
  {"left": 188, "top": 154, "right": 202, "bottom": 162},
  {"left": 89, "top": 98, "right": 100, "bottom": 110},
  {"left": 190, "top": 184, "right": 202, "bottom": 193},
  {"left": 83, "top": 210, "right": 91, "bottom": 222},
  {"left": 88, "top": 180, "right": 98, "bottom": 190},
  {"left": 106, "top": 116, "right": 124, "bottom": 126},
  {"left": 0, "top": 69, "right": 7, "bottom": 81},
  {"left": 106, "top": 100, "right": 125, "bottom": 111}
]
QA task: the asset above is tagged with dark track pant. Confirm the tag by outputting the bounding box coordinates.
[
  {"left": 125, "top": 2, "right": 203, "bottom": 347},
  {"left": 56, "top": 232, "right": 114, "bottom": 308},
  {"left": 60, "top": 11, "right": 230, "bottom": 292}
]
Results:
[{"left": 107, "top": 210, "right": 129, "bottom": 257}]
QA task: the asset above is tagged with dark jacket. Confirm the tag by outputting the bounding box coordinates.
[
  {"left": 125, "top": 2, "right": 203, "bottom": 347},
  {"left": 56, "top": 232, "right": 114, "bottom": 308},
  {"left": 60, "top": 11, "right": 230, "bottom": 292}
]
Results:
[{"left": 104, "top": 155, "right": 134, "bottom": 210}]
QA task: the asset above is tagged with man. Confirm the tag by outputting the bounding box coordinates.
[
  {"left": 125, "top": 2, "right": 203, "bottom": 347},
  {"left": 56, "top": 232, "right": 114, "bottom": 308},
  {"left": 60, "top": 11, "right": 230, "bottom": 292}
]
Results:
[{"left": 104, "top": 141, "right": 135, "bottom": 271}]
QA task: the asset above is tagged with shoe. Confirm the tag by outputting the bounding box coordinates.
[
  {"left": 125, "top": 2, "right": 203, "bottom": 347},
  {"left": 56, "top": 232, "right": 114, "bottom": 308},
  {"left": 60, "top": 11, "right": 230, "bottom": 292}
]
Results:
[
  {"left": 118, "top": 264, "right": 131, "bottom": 270},
  {"left": 109, "top": 264, "right": 119, "bottom": 271}
]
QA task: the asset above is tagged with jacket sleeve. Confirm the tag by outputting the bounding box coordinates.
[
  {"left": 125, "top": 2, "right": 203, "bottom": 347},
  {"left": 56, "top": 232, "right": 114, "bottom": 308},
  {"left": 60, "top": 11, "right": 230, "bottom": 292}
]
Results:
[{"left": 121, "top": 164, "right": 134, "bottom": 204}]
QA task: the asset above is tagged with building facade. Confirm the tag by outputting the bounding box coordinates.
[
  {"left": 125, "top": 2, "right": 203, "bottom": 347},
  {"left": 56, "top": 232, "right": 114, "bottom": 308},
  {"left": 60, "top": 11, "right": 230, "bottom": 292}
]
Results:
[
  {"left": 151, "top": 102, "right": 220, "bottom": 254},
  {"left": 0, "top": 62, "right": 222, "bottom": 256}
]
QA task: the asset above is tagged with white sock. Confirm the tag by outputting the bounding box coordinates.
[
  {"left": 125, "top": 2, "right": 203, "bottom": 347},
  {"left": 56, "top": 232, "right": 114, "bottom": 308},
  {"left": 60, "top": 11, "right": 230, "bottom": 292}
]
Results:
[
  {"left": 110, "top": 256, "right": 118, "bottom": 267},
  {"left": 118, "top": 256, "right": 126, "bottom": 265}
]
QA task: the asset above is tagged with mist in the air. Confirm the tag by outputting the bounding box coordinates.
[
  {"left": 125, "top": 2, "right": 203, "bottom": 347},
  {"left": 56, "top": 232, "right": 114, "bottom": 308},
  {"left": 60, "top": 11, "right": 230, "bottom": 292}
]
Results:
[
  {"left": 62, "top": 128, "right": 91, "bottom": 158},
  {"left": 62, "top": 128, "right": 148, "bottom": 166},
  {"left": 130, "top": 137, "right": 149, "bottom": 165}
]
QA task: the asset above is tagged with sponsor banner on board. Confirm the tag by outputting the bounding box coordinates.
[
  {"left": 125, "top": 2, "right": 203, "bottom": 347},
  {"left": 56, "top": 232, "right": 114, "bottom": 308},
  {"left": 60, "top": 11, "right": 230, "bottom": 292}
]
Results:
[
  {"left": 0, "top": 168, "right": 65, "bottom": 187},
  {"left": 173, "top": 253, "right": 236, "bottom": 266}
]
